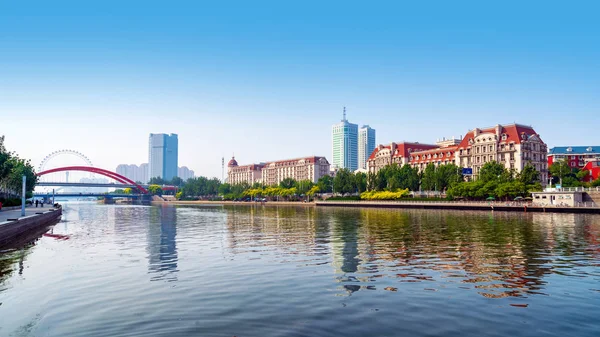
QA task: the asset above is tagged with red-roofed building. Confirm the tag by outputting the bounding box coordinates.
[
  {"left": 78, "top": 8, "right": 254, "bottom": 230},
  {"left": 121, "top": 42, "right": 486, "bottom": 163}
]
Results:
[
  {"left": 227, "top": 157, "right": 264, "bottom": 185},
  {"left": 227, "top": 156, "right": 330, "bottom": 186},
  {"left": 367, "top": 123, "right": 548, "bottom": 185},
  {"left": 367, "top": 142, "right": 439, "bottom": 173},
  {"left": 455, "top": 124, "right": 547, "bottom": 183}
]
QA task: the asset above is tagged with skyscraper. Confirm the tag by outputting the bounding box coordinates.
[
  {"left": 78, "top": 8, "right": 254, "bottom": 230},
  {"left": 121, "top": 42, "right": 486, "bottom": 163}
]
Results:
[
  {"left": 358, "top": 125, "right": 376, "bottom": 170},
  {"left": 332, "top": 108, "right": 358, "bottom": 171},
  {"left": 149, "top": 133, "right": 178, "bottom": 181}
]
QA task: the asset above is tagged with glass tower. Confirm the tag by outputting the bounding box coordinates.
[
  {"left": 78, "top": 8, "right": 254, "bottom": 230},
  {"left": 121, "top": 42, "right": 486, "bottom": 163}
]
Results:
[
  {"left": 358, "top": 125, "right": 376, "bottom": 170},
  {"left": 332, "top": 109, "right": 358, "bottom": 171},
  {"left": 148, "top": 133, "right": 178, "bottom": 181}
]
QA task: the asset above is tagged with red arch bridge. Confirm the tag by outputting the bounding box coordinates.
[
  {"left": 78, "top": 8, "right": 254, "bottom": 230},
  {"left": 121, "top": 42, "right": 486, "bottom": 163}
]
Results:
[{"left": 36, "top": 166, "right": 178, "bottom": 195}]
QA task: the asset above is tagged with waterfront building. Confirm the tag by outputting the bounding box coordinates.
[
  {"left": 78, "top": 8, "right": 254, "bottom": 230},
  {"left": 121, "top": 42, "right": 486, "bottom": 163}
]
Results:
[
  {"left": 454, "top": 124, "right": 547, "bottom": 183},
  {"left": 260, "top": 156, "right": 330, "bottom": 186},
  {"left": 368, "top": 124, "right": 548, "bottom": 185},
  {"left": 358, "top": 125, "right": 376, "bottom": 170},
  {"left": 332, "top": 109, "right": 358, "bottom": 171},
  {"left": 548, "top": 146, "right": 600, "bottom": 170},
  {"left": 227, "top": 157, "right": 264, "bottom": 185},
  {"left": 227, "top": 156, "right": 330, "bottom": 186},
  {"left": 367, "top": 142, "right": 439, "bottom": 173},
  {"left": 148, "top": 133, "right": 178, "bottom": 181}
]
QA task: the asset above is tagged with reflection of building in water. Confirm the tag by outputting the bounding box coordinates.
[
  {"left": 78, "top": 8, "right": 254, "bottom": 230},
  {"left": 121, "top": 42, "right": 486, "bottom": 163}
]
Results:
[
  {"left": 331, "top": 214, "right": 360, "bottom": 274},
  {"left": 147, "top": 206, "right": 178, "bottom": 280},
  {"left": 225, "top": 206, "right": 324, "bottom": 256}
]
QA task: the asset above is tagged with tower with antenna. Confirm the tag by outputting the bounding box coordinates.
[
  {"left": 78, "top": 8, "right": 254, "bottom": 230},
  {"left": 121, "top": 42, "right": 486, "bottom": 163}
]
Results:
[{"left": 332, "top": 106, "right": 359, "bottom": 171}]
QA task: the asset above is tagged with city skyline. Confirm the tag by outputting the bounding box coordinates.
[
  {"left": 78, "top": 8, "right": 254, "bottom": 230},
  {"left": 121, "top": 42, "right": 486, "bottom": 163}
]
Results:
[{"left": 2, "top": 1, "right": 600, "bottom": 178}]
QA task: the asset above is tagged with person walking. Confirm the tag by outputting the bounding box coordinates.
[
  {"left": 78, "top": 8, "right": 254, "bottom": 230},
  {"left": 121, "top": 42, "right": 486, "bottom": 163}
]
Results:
[
  {"left": 35, "top": 199, "right": 39, "bottom": 208},
  {"left": 0, "top": 200, "right": 3, "bottom": 212}
]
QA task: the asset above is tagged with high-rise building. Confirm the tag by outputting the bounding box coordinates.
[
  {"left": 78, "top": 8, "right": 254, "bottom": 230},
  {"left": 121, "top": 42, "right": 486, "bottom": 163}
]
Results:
[
  {"left": 149, "top": 133, "right": 178, "bottom": 181},
  {"left": 358, "top": 125, "right": 376, "bottom": 170},
  {"left": 116, "top": 163, "right": 149, "bottom": 183},
  {"left": 332, "top": 108, "right": 358, "bottom": 171},
  {"left": 177, "top": 166, "right": 195, "bottom": 181}
]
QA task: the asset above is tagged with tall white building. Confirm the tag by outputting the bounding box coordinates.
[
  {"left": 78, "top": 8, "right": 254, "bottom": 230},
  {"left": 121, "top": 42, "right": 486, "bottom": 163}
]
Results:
[
  {"left": 177, "top": 166, "right": 195, "bottom": 181},
  {"left": 116, "top": 164, "right": 148, "bottom": 183},
  {"left": 332, "top": 108, "right": 358, "bottom": 171},
  {"left": 149, "top": 133, "right": 178, "bottom": 181},
  {"left": 358, "top": 125, "right": 376, "bottom": 170}
]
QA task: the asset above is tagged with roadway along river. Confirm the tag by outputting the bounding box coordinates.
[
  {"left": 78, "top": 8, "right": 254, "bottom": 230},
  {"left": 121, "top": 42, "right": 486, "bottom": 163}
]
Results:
[{"left": 1, "top": 202, "right": 599, "bottom": 336}]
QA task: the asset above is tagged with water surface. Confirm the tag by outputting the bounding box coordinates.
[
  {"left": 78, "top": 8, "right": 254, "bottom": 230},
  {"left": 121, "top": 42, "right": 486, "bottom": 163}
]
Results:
[{"left": 1, "top": 203, "right": 599, "bottom": 336}]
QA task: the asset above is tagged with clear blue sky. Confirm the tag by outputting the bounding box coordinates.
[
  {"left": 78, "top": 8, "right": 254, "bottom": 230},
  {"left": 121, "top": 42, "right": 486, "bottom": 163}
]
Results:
[{"left": 1, "top": 0, "right": 599, "bottom": 178}]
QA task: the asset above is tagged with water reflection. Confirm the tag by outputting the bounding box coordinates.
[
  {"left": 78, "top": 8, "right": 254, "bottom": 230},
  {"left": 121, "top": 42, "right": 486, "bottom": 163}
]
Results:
[
  {"left": 147, "top": 205, "right": 178, "bottom": 281},
  {"left": 223, "top": 206, "right": 600, "bottom": 299}
]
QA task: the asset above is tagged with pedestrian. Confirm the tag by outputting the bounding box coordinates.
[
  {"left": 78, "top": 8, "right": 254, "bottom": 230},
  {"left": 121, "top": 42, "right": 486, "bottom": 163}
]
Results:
[
  {"left": 0, "top": 200, "right": 3, "bottom": 212},
  {"left": 35, "top": 199, "right": 39, "bottom": 207},
  {"left": 41, "top": 200, "right": 44, "bottom": 207}
]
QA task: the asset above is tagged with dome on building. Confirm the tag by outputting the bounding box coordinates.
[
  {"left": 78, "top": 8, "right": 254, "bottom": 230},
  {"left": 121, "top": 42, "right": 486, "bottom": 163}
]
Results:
[{"left": 228, "top": 156, "right": 238, "bottom": 167}]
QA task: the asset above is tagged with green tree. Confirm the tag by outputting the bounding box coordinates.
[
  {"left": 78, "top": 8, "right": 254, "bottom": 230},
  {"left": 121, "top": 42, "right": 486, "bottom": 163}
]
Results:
[
  {"left": 518, "top": 164, "right": 540, "bottom": 185},
  {"left": 479, "top": 162, "right": 509, "bottom": 183},
  {"left": 355, "top": 172, "right": 367, "bottom": 193},
  {"left": 316, "top": 175, "right": 333, "bottom": 193},
  {"left": 148, "top": 185, "right": 163, "bottom": 195},
  {"left": 148, "top": 177, "right": 165, "bottom": 185},
  {"left": 169, "top": 176, "right": 184, "bottom": 187},
  {"left": 333, "top": 169, "right": 357, "bottom": 195},
  {"left": 279, "top": 177, "right": 297, "bottom": 189},
  {"left": 549, "top": 160, "right": 571, "bottom": 185},
  {"left": 421, "top": 163, "right": 437, "bottom": 191}
]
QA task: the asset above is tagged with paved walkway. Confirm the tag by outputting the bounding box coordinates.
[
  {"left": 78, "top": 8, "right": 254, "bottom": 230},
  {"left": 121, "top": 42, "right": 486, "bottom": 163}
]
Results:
[{"left": 0, "top": 206, "right": 55, "bottom": 222}]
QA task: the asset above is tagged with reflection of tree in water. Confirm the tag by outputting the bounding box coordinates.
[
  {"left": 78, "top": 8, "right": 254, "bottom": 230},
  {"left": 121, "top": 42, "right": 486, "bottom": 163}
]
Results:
[
  {"left": 224, "top": 205, "right": 329, "bottom": 258},
  {"left": 147, "top": 206, "right": 178, "bottom": 281},
  {"left": 356, "top": 209, "right": 600, "bottom": 299},
  {"left": 220, "top": 205, "right": 600, "bottom": 299}
]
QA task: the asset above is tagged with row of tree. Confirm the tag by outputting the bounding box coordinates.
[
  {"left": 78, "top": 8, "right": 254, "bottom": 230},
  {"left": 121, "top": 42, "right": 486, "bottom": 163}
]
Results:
[
  {"left": 548, "top": 160, "right": 600, "bottom": 187},
  {"left": 0, "top": 136, "right": 37, "bottom": 201}
]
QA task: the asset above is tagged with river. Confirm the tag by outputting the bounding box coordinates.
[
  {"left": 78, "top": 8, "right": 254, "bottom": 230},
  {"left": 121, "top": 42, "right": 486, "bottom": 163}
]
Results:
[{"left": 1, "top": 202, "right": 599, "bottom": 337}]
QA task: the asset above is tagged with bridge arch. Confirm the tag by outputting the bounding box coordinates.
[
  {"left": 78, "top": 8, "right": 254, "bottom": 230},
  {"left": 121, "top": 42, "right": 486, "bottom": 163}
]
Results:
[{"left": 37, "top": 166, "right": 148, "bottom": 194}]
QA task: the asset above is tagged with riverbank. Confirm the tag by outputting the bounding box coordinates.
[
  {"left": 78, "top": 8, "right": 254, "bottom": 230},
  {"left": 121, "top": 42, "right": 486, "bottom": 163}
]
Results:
[
  {"left": 316, "top": 200, "right": 600, "bottom": 213},
  {"left": 0, "top": 206, "right": 63, "bottom": 248},
  {"left": 151, "top": 200, "right": 315, "bottom": 207}
]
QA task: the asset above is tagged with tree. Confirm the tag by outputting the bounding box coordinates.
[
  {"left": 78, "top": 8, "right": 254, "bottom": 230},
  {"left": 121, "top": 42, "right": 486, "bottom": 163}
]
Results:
[
  {"left": 518, "top": 164, "right": 540, "bottom": 185},
  {"left": 148, "top": 177, "right": 165, "bottom": 185},
  {"left": 549, "top": 160, "right": 571, "bottom": 185},
  {"left": 317, "top": 175, "right": 333, "bottom": 193},
  {"left": 279, "top": 177, "right": 297, "bottom": 189},
  {"left": 169, "top": 176, "right": 184, "bottom": 187},
  {"left": 479, "top": 162, "right": 509, "bottom": 183},
  {"left": 355, "top": 172, "right": 367, "bottom": 193},
  {"left": 123, "top": 188, "right": 132, "bottom": 194},
  {"left": 294, "top": 180, "right": 314, "bottom": 195},
  {"left": 421, "top": 163, "right": 437, "bottom": 191},
  {"left": 333, "top": 169, "right": 357, "bottom": 195},
  {"left": 148, "top": 185, "right": 163, "bottom": 195}
]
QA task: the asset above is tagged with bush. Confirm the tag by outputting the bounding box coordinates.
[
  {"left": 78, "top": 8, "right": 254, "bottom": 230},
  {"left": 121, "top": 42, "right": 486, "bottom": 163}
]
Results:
[
  {"left": 360, "top": 189, "right": 410, "bottom": 200},
  {"left": 0, "top": 197, "right": 22, "bottom": 207},
  {"left": 326, "top": 196, "right": 361, "bottom": 201}
]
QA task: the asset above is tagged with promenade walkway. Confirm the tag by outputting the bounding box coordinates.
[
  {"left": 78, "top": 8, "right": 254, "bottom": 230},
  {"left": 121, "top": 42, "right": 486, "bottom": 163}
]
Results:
[{"left": 0, "top": 207, "right": 54, "bottom": 223}]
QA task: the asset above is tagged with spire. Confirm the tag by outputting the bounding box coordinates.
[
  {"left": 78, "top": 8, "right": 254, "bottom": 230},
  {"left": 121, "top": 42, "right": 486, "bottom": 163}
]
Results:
[{"left": 342, "top": 106, "right": 347, "bottom": 122}]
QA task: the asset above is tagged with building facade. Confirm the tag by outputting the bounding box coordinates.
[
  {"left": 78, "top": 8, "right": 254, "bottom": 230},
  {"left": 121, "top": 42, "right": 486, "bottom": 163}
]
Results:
[
  {"left": 177, "top": 166, "right": 195, "bottom": 181},
  {"left": 227, "top": 157, "right": 264, "bottom": 185},
  {"left": 332, "top": 110, "right": 358, "bottom": 171},
  {"left": 149, "top": 133, "right": 178, "bottom": 181},
  {"left": 367, "top": 142, "right": 439, "bottom": 173},
  {"left": 227, "top": 156, "right": 330, "bottom": 186},
  {"left": 367, "top": 124, "right": 548, "bottom": 186},
  {"left": 454, "top": 124, "right": 547, "bottom": 183},
  {"left": 548, "top": 146, "right": 600, "bottom": 170},
  {"left": 358, "top": 125, "right": 376, "bottom": 171},
  {"left": 116, "top": 164, "right": 148, "bottom": 183}
]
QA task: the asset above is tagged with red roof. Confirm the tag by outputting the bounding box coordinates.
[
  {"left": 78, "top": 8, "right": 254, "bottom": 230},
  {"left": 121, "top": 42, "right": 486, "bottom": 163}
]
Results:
[
  {"left": 410, "top": 146, "right": 458, "bottom": 164},
  {"left": 457, "top": 124, "right": 541, "bottom": 149},
  {"left": 368, "top": 142, "right": 438, "bottom": 161}
]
